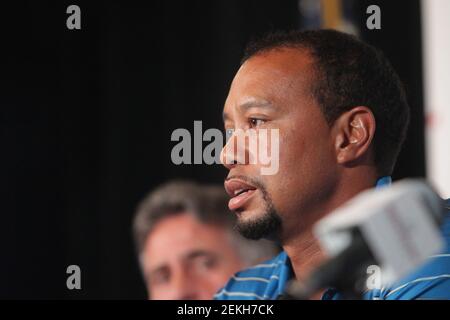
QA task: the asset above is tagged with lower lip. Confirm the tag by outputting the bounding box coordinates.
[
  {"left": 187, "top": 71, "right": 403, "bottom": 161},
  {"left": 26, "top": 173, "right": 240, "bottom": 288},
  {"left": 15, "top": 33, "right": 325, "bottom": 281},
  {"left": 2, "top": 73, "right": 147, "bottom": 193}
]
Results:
[{"left": 228, "top": 189, "right": 257, "bottom": 211}]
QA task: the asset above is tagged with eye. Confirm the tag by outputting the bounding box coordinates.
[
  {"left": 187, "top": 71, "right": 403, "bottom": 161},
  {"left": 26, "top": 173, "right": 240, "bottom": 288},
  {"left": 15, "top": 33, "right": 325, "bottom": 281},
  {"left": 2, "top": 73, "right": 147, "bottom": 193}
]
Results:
[
  {"left": 249, "top": 118, "right": 265, "bottom": 128},
  {"left": 194, "top": 256, "right": 218, "bottom": 273},
  {"left": 150, "top": 270, "right": 170, "bottom": 286}
]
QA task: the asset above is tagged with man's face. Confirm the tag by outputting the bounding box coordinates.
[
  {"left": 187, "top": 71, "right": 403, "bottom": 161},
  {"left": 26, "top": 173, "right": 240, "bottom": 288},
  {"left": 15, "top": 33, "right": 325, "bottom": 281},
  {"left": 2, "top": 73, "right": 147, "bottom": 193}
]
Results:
[
  {"left": 141, "top": 213, "right": 244, "bottom": 300},
  {"left": 222, "top": 48, "right": 339, "bottom": 241}
]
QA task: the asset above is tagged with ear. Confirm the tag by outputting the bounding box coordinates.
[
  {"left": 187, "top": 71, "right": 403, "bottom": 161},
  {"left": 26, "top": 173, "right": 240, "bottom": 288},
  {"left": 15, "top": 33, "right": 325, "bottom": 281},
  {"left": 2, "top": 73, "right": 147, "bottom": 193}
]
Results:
[{"left": 332, "top": 106, "right": 376, "bottom": 166}]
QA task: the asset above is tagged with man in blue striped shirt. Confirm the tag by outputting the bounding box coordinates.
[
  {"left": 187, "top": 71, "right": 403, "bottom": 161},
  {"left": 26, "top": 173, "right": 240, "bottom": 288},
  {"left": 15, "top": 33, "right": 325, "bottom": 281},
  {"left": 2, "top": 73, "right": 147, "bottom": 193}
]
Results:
[
  {"left": 216, "top": 30, "right": 450, "bottom": 300},
  {"left": 215, "top": 182, "right": 450, "bottom": 300}
]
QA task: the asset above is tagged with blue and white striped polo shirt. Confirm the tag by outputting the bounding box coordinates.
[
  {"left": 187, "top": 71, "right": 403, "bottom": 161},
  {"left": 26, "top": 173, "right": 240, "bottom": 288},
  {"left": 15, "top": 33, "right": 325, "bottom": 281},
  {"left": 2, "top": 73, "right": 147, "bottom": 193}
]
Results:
[{"left": 215, "top": 177, "right": 450, "bottom": 300}]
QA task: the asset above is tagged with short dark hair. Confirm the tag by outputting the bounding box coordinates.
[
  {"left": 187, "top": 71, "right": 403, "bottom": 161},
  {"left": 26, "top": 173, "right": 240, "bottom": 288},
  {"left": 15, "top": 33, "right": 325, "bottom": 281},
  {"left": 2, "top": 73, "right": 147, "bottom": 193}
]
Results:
[
  {"left": 242, "top": 29, "right": 410, "bottom": 176},
  {"left": 132, "top": 180, "right": 234, "bottom": 254}
]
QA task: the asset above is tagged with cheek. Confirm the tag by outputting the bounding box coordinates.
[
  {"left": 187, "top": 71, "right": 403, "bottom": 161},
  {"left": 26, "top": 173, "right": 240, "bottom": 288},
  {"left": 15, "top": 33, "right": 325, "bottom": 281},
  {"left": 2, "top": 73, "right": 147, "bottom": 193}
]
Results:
[
  {"left": 266, "top": 126, "right": 335, "bottom": 212},
  {"left": 272, "top": 127, "right": 310, "bottom": 181},
  {"left": 193, "top": 265, "right": 235, "bottom": 297},
  {"left": 284, "top": 120, "right": 334, "bottom": 173},
  {"left": 147, "top": 277, "right": 177, "bottom": 300},
  {"left": 206, "top": 270, "right": 232, "bottom": 286}
]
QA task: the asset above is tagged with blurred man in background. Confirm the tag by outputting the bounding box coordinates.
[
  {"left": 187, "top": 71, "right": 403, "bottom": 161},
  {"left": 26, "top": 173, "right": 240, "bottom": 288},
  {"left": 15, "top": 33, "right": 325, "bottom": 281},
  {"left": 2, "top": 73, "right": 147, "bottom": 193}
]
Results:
[{"left": 132, "top": 180, "right": 278, "bottom": 300}]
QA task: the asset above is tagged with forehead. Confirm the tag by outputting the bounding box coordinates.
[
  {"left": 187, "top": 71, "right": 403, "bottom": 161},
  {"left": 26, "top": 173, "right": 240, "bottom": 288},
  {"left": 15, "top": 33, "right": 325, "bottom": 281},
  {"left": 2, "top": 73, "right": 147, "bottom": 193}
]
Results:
[{"left": 225, "top": 48, "right": 315, "bottom": 109}]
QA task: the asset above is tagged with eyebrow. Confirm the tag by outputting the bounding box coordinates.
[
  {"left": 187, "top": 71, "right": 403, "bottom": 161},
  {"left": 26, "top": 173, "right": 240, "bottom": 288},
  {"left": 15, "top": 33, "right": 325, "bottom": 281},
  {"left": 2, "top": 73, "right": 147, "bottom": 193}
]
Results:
[
  {"left": 222, "top": 99, "right": 275, "bottom": 122},
  {"left": 149, "top": 250, "right": 215, "bottom": 274},
  {"left": 183, "top": 249, "right": 216, "bottom": 261}
]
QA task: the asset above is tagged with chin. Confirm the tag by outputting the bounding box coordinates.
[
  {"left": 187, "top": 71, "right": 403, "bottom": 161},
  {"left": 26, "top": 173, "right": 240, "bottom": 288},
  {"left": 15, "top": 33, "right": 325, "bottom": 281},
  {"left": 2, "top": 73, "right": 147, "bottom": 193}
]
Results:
[
  {"left": 236, "top": 207, "right": 265, "bottom": 221},
  {"left": 235, "top": 209, "right": 281, "bottom": 240},
  {"left": 235, "top": 209, "right": 263, "bottom": 229}
]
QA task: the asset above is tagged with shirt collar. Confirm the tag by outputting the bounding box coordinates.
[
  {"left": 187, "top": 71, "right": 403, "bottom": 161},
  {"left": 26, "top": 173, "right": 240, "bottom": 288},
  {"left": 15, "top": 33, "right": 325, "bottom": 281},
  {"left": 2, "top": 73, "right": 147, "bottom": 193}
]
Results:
[{"left": 375, "top": 176, "right": 392, "bottom": 189}]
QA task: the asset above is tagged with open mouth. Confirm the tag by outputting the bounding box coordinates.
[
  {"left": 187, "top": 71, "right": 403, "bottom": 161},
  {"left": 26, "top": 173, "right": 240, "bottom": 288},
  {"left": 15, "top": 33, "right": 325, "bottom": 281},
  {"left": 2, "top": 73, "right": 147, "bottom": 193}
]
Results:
[{"left": 224, "top": 179, "right": 258, "bottom": 211}]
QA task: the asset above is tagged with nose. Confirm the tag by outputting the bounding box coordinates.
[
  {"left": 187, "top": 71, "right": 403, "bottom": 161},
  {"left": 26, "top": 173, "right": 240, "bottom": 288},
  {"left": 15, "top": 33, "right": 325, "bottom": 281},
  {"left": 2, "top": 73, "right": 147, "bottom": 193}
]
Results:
[
  {"left": 171, "top": 272, "right": 199, "bottom": 300},
  {"left": 220, "top": 131, "right": 248, "bottom": 170}
]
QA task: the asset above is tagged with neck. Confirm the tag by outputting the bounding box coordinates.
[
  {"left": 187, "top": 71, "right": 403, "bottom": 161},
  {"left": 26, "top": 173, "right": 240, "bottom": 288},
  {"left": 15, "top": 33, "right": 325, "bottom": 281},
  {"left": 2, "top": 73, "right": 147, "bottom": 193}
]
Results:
[
  {"left": 284, "top": 229, "right": 324, "bottom": 283},
  {"left": 282, "top": 168, "right": 378, "bottom": 287}
]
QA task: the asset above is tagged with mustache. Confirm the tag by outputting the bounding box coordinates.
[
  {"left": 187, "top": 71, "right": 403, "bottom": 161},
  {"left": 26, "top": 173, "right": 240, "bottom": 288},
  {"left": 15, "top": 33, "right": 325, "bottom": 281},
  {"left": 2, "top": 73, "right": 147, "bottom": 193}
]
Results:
[{"left": 225, "top": 174, "right": 267, "bottom": 193}]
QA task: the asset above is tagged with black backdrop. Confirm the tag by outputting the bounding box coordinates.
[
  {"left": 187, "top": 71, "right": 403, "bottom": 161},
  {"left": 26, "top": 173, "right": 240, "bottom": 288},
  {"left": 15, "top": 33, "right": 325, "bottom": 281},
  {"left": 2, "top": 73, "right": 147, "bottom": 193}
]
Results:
[{"left": 1, "top": 0, "right": 424, "bottom": 299}]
